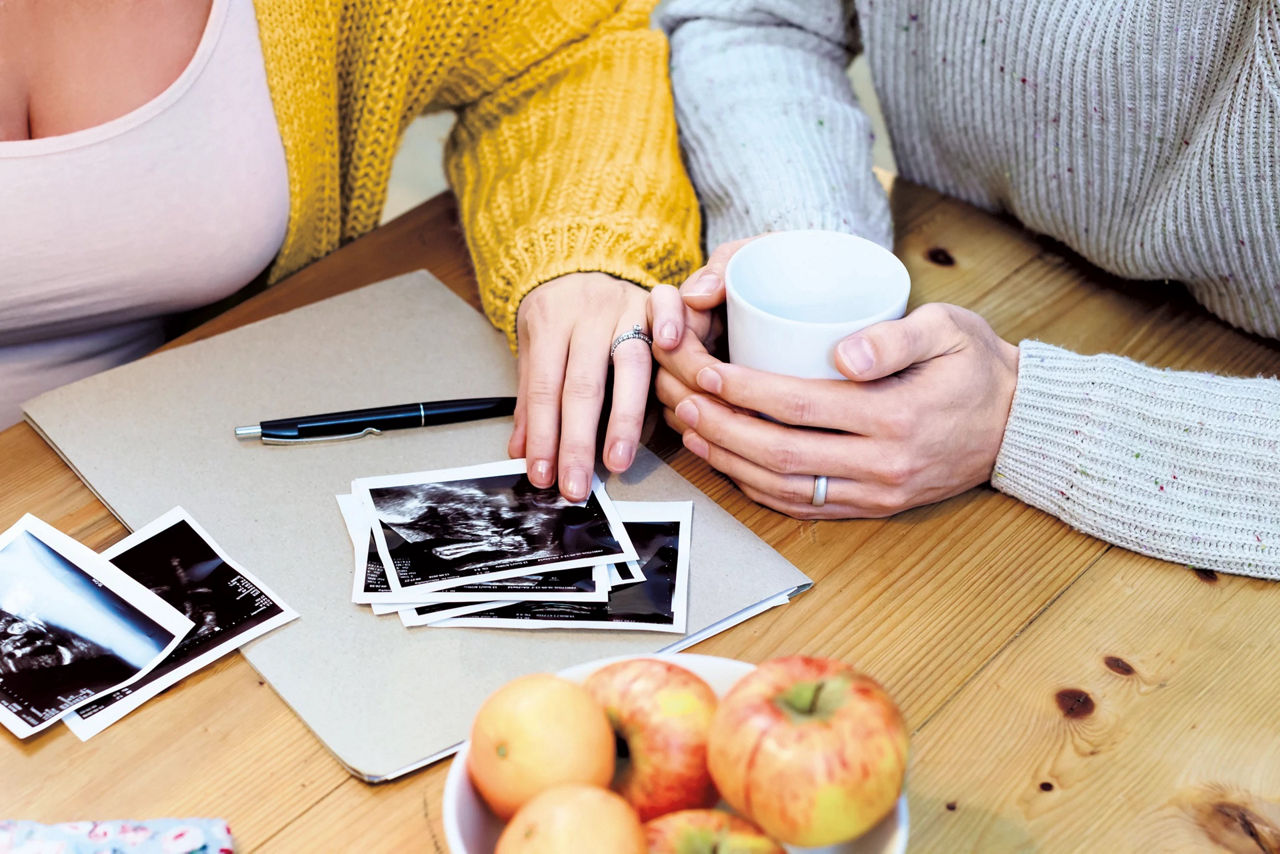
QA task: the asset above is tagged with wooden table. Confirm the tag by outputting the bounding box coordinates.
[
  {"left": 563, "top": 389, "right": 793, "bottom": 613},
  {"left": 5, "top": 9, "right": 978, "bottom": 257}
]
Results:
[{"left": 4, "top": 179, "right": 1279, "bottom": 852}]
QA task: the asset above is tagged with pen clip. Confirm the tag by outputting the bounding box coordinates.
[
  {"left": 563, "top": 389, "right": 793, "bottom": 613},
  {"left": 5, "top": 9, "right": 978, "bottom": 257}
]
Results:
[{"left": 262, "top": 427, "right": 384, "bottom": 445}]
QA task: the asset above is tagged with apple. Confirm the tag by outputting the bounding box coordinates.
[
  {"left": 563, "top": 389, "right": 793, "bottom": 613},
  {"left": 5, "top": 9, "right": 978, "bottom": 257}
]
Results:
[
  {"left": 467, "top": 673, "right": 615, "bottom": 819},
  {"left": 496, "top": 784, "right": 646, "bottom": 854},
  {"left": 583, "top": 658, "right": 719, "bottom": 820},
  {"left": 645, "top": 809, "right": 784, "bottom": 854},
  {"left": 708, "top": 656, "right": 908, "bottom": 847}
]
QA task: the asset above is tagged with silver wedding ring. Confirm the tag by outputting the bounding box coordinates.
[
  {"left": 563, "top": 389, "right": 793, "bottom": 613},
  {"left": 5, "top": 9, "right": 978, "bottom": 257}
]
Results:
[
  {"left": 610, "top": 323, "right": 654, "bottom": 361},
  {"left": 811, "top": 475, "right": 828, "bottom": 507}
]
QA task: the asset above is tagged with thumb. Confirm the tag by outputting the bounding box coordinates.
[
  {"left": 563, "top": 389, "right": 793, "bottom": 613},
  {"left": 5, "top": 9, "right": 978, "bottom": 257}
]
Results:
[
  {"left": 835, "top": 303, "right": 962, "bottom": 381},
  {"left": 680, "top": 236, "right": 756, "bottom": 310}
]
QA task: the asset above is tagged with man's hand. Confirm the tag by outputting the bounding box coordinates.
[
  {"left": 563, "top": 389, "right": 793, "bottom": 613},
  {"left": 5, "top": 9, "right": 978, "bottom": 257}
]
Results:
[{"left": 649, "top": 240, "right": 1019, "bottom": 518}]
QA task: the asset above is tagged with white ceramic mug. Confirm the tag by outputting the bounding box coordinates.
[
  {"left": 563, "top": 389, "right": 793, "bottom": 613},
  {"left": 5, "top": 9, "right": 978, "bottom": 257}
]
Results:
[{"left": 724, "top": 230, "right": 911, "bottom": 379}]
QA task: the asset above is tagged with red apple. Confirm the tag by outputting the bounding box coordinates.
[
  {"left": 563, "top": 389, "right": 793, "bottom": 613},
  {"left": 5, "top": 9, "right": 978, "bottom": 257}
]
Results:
[
  {"left": 645, "top": 809, "right": 784, "bottom": 854},
  {"left": 583, "top": 658, "right": 719, "bottom": 820},
  {"left": 708, "top": 656, "right": 908, "bottom": 847}
]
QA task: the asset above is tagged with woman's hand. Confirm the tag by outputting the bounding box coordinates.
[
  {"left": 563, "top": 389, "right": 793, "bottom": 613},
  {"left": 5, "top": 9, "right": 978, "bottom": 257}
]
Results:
[
  {"left": 653, "top": 279, "right": 1020, "bottom": 518},
  {"left": 509, "top": 272, "right": 652, "bottom": 502}
]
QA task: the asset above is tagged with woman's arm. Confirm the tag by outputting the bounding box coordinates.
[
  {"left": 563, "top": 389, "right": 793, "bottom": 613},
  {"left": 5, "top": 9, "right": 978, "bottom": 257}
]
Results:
[
  {"left": 442, "top": 0, "right": 701, "bottom": 501},
  {"left": 659, "top": 0, "right": 890, "bottom": 249}
]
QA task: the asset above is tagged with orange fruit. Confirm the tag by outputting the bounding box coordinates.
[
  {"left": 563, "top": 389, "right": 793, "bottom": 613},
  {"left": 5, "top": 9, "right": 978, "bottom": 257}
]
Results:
[
  {"left": 496, "top": 784, "right": 645, "bottom": 854},
  {"left": 467, "top": 674, "right": 614, "bottom": 819}
]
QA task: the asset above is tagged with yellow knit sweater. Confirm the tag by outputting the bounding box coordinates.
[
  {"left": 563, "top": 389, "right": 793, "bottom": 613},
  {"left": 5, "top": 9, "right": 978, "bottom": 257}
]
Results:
[{"left": 251, "top": 0, "right": 701, "bottom": 345}]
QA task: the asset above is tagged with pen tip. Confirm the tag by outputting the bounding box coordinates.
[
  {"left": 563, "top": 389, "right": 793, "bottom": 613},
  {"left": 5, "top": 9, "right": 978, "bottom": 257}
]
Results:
[{"left": 234, "top": 425, "right": 262, "bottom": 440}]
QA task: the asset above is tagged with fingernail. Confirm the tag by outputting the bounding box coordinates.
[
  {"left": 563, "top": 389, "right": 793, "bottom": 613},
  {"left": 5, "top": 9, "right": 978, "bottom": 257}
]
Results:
[
  {"left": 564, "top": 469, "right": 588, "bottom": 500},
  {"left": 838, "top": 337, "right": 875, "bottom": 375},
  {"left": 675, "top": 399, "right": 699, "bottom": 428},
  {"left": 531, "top": 459, "right": 553, "bottom": 486},
  {"left": 609, "top": 440, "right": 635, "bottom": 470},
  {"left": 696, "top": 367, "right": 723, "bottom": 395},
  {"left": 658, "top": 321, "right": 678, "bottom": 346},
  {"left": 683, "top": 431, "right": 709, "bottom": 459},
  {"left": 685, "top": 270, "right": 718, "bottom": 296}
]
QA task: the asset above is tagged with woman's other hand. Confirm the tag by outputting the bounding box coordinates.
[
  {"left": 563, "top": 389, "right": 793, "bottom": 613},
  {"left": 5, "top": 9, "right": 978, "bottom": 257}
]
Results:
[
  {"left": 509, "top": 272, "right": 651, "bottom": 502},
  {"left": 656, "top": 301, "right": 1020, "bottom": 518}
]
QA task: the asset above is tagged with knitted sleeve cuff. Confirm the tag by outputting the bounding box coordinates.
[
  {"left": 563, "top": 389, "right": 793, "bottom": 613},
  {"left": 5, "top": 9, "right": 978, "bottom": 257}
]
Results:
[
  {"left": 477, "top": 216, "right": 697, "bottom": 350},
  {"left": 992, "top": 340, "right": 1280, "bottom": 578}
]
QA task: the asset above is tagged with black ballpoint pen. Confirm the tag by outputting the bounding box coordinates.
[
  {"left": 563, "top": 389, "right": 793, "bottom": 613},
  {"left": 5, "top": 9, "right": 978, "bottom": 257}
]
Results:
[{"left": 234, "top": 396, "right": 517, "bottom": 444}]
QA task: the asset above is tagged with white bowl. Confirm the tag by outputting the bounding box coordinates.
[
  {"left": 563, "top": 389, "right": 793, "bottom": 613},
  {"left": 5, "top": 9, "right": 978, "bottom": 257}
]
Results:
[{"left": 442, "top": 653, "right": 908, "bottom": 854}]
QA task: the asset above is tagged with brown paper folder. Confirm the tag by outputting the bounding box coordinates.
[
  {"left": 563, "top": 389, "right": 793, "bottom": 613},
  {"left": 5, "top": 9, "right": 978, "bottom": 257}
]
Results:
[{"left": 23, "top": 272, "right": 812, "bottom": 781}]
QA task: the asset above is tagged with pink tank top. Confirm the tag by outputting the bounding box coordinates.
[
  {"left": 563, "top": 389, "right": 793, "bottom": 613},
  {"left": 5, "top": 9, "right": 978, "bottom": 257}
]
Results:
[{"left": 0, "top": 0, "right": 290, "bottom": 428}]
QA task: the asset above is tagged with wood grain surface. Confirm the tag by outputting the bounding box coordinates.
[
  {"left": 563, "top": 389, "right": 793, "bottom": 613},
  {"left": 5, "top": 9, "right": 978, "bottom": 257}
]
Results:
[{"left": 2, "top": 180, "right": 1277, "bottom": 852}]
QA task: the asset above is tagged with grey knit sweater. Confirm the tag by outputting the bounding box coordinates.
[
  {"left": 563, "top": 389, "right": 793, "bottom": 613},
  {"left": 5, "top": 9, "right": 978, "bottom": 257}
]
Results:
[{"left": 661, "top": 0, "right": 1280, "bottom": 578}]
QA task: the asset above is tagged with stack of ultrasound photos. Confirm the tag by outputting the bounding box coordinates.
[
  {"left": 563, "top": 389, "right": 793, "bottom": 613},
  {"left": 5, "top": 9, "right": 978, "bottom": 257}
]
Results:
[
  {"left": 0, "top": 509, "right": 294, "bottom": 741},
  {"left": 339, "top": 459, "right": 692, "bottom": 633}
]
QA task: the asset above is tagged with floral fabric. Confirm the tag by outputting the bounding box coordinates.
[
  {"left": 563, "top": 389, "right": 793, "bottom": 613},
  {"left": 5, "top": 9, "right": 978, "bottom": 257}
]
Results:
[{"left": 0, "top": 820, "right": 233, "bottom": 854}]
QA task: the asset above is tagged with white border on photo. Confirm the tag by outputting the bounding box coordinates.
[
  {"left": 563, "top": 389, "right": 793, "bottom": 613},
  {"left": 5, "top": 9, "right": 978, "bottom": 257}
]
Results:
[
  {"left": 0, "top": 514, "right": 194, "bottom": 738},
  {"left": 607, "top": 559, "right": 645, "bottom": 587},
  {"left": 61, "top": 508, "right": 298, "bottom": 741},
  {"left": 388, "top": 564, "right": 611, "bottom": 603},
  {"left": 434, "top": 500, "right": 692, "bottom": 634},
  {"left": 336, "top": 494, "right": 424, "bottom": 616},
  {"left": 336, "top": 495, "right": 610, "bottom": 604},
  {"left": 351, "top": 459, "right": 636, "bottom": 595},
  {"left": 397, "top": 601, "right": 506, "bottom": 627},
  {"left": 337, "top": 494, "right": 388, "bottom": 606}
]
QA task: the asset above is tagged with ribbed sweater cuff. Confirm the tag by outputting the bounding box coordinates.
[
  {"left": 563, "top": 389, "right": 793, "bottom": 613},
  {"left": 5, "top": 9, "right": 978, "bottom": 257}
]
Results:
[
  {"left": 481, "top": 217, "right": 696, "bottom": 350},
  {"left": 993, "top": 340, "right": 1280, "bottom": 578}
]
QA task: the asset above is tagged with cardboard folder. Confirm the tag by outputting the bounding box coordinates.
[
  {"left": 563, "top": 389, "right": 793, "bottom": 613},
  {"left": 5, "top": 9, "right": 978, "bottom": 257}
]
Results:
[{"left": 23, "top": 272, "right": 812, "bottom": 781}]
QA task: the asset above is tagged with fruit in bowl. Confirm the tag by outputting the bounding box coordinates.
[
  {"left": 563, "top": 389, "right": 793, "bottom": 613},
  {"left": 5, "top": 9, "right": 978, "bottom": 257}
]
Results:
[
  {"left": 467, "top": 673, "right": 615, "bottom": 819},
  {"left": 443, "top": 654, "right": 909, "bottom": 854},
  {"left": 645, "top": 809, "right": 783, "bottom": 854},
  {"left": 584, "top": 658, "right": 719, "bottom": 820},
  {"left": 708, "top": 656, "right": 909, "bottom": 847},
  {"left": 496, "top": 784, "right": 645, "bottom": 854}
]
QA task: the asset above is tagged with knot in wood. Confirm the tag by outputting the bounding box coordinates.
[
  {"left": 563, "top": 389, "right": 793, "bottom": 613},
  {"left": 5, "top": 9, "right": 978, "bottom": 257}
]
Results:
[
  {"left": 1055, "top": 688, "right": 1095, "bottom": 718},
  {"left": 926, "top": 247, "right": 956, "bottom": 266}
]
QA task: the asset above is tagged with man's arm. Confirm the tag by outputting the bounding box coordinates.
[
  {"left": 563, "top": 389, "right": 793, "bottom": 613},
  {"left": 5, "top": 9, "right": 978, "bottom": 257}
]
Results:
[
  {"left": 660, "top": 0, "right": 890, "bottom": 249},
  {"left": 995, "top": 341, "right": 1280, "bottom": 578}
]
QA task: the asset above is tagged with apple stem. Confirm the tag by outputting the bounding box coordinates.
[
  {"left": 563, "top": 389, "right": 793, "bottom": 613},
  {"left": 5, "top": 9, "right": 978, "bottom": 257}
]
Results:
[
  {"left": 777, "top": 676, "right": 852, "bottom": 720},
  {"left": 808, "top": 681, "right": 825, "bottom": 714},
  {"left": 780, "top": 680, "right": 821, "bottom": 715}
]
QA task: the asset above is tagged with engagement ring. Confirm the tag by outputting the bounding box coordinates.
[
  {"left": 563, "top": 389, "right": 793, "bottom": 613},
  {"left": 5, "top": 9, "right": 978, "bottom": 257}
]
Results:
[{"left": 610, "top": 323, "right": 653, "bottom": 361}]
